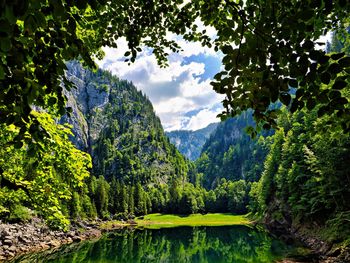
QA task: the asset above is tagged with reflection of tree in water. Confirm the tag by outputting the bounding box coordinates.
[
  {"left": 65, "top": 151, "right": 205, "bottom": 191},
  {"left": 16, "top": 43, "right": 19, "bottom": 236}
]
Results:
[{"left": 18, "top": 226, "right": 296, "bottom": 263}]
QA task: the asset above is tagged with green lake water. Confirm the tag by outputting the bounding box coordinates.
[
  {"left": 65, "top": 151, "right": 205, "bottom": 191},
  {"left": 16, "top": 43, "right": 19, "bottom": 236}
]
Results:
[{"left": 13, "top": 226, "right": 305, "bottom": 263}]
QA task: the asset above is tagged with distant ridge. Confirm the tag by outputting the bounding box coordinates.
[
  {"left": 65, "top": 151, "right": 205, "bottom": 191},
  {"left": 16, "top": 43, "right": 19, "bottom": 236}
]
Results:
[{"left": 166, "top": 123, "right": 218, "bottom": 160}]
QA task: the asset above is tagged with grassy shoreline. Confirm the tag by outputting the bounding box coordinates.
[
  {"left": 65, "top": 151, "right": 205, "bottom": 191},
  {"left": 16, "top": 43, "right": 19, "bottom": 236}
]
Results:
[{"left": 100, "top": 213, "right": 250, "bottom": 230}]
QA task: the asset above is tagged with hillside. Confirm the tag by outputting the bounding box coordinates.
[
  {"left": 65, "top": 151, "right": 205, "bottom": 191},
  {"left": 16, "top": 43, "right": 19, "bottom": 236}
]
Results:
[
  {"left": 166, "top": 123, "right": 218, "bottom": 160},
  {"left": 196, "top": 112, "right": 270, "bottom": 188},
  {"left": 61, "top": 61, "right": 188, "bottom": 184}
]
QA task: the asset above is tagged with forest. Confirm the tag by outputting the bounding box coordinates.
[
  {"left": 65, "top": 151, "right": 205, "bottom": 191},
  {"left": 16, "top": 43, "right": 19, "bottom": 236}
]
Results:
[
  {"left": 0, "top": 0, "right": 349, "bottom": 261},
  {"left": 0, "top": 34, "right": 349, "bottom": 248},
  {"left": 0, "top": 62, "right": 257, "bottom": 228}
]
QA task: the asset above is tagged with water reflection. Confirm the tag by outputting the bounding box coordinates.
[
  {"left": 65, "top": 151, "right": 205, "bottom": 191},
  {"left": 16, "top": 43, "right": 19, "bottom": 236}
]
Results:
[{"left": 14, "top": 226, "right": 299, "bottom": 263}]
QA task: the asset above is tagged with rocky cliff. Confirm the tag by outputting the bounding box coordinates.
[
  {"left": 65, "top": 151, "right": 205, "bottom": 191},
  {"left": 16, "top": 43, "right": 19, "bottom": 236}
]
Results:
[
  {"left": 166, "top": 123, "right": 218, "bottom": 161},
  {"left": 61, "top": 61, "right": 188, "bottom": 184}
]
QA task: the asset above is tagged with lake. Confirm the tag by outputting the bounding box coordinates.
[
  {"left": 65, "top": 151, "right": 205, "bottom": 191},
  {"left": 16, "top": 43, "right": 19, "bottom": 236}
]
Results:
[{"left": 12, "top": 225, "right": 305, "bottom": 263}]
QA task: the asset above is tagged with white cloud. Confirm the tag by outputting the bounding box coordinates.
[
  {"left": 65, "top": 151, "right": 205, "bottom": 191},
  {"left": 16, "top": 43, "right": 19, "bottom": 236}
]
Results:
[
  {"left": 95, "top": 26, "right": 333, "bottom": 132},
  {"left": 185, "top": 107, "right": 222, "bottom": 131},
  {"left": 316, "top": 31, "right": 332, "bottom": 50},
  {"left": 96, "top": 35, "right": 223, "bottom": 131}
]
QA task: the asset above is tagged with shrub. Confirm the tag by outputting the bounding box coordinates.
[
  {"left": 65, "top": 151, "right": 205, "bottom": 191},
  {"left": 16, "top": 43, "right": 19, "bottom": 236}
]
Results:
[{"left": 8, "top": 205, "right": 32, "bottom": 223}]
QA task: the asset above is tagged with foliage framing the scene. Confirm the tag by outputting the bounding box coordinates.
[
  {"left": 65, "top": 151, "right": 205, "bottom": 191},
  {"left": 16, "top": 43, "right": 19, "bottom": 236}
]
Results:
[
  {"left": 0, "top": 112, "right": 91, "bottom": 229},
  {"left": 1, "top": 0, "right": 350, "bottom": 143}
]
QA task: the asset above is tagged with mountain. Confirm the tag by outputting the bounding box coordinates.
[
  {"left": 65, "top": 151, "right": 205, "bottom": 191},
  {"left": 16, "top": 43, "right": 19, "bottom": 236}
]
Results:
[
  {"left": 196, "top": 112, "right": 270, "bottom": 189},
  {"left": 61, "top": 61, "right": 188, "bottom": 184},
  {"left": 166, "top": 123, "right": 218, "bottom": 160}
]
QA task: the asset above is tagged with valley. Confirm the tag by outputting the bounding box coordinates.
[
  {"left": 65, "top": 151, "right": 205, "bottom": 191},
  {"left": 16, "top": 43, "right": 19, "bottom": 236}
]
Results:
[
  {"left": 1, "top": 1, "right": 350, "bottom": 262},
  {"left": 1, "top": 60, "right": 349, "bottom": 262}
]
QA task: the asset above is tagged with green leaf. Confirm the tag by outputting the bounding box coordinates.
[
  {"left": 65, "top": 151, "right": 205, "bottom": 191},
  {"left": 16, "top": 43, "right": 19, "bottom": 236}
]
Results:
[
  {"left": 244, "top": 126, "right": 256, "bottom": 137},
  {"left": 328, "top": 63, "right": 342, "bottom": 74},
  {"left": 24, "top": 14, "right": 37, "bottom": 33},
  {"left": 288, "top": 79, "right": 298, "bottom": 88},
  {"left": 318, "top": 55, "right": 330, "bottom": 64},
  {"left": 299, "top": 54, "right": 309, "bottom": 75},
  {"left": 302, "top": 40, "right": 314, "bottom": 50},
  {"left": 309, "top": 50, "right": 321, "bottom": 61},
  {"left": 318, "top": 90, "right": 329, "bottom": 103},
  {"left": 320, "top": 72, "right": 331, "bottom": 84},
  {"left": 0, "top": 38, "right": 11, "bottom": 52},
  {"left": 279, "top": 92, "right": 291, "bottom": 106},
  {"left": 58, "top": 107, "right": 66, "bottom": 115},
  {"left": 338, "top": 57, "right": 350, "bottom": 68},
  {"left": 331, "top": 52, "right": 345, "bottom": 60},
  {"left": 295, "top": 88, "right": 304, "bottom": 98},
  {"left": 0, "top": 64, "right": 4, "bottom": 80},
  {"left": 48, "top": 97, "right": 57, "bottom": 106},
  {"left": 35, "top": 12, "right": 46, "bottom": 28},
  {"left": 330, "top": 97, "right": 348, "bottom": 109},
  {"left": 332, "top": 80, "right": 347, "bottom": 90},
  {"left": 306, "top": 98, "right": 316, "bottom": 110},
  {"left": 222, "top": 27, "right": 233, "bottom": 38},
  {"left": 222, "top": 45, "right": 233, "bottom": 54}
]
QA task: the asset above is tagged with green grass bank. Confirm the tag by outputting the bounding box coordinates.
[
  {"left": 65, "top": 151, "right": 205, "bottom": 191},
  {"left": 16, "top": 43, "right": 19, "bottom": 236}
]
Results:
[{"left": 135, "top": 213, "right": 250, "bottom": 229}]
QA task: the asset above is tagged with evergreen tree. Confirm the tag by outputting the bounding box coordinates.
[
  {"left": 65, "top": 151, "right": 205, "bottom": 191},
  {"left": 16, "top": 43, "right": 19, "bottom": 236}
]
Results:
[{"left": 95, "top": 176, "right": 110, "bottom": 219}]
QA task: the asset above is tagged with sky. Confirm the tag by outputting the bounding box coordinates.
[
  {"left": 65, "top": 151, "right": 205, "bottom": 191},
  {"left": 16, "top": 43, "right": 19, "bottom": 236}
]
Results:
[
  {"left": 96, "top": 35, "right": 224, "bottom": 132},
  {"left": 95, "top": 30, "right": 332, "bottom": 132}
]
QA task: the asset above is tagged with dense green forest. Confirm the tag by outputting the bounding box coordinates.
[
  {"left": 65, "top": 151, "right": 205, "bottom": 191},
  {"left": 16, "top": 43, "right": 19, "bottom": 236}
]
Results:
[
  {"left": 0, "top": 63, "right": 256, "bottom": 229},
  {"left": 196, "top": 111, "right": 271, "bottom": 188},
  {"left": 1, "top": 34, "right": 350, "bottom": 241},
  {"left": 250, "top": 106, "right": 350, "bottom": 242},
  {"left": 0, "top": 62, "right": 191, "bottom": 229},
  {"left": 0, "top": 111, "right": 92, "bottom": 229},
  {"left": 196, "top": 33, "right": 350, "bottom": 244}
]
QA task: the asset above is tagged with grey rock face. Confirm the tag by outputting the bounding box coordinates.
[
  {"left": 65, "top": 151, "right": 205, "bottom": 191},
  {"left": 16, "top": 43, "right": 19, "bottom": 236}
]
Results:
[
  {"left": 61, "top": 61, "right": 111, "bottom": 152},
  {"left": 60, "top": 61, "right": 186, "bottom": 184},
  {"left": 166, "top": 123, "right": 218, "bottom": 160}
]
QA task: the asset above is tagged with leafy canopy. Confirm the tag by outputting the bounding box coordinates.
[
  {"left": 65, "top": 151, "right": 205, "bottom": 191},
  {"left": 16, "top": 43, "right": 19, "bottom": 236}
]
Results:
[
  {"left": 206, "top": 0, "right": 350, "bottom": 133},
  {"left": 1, "top": 0, "right": 350, "bottom": 141},
  {"left": 0, "top": 111, "right": 91, "bottom": 229}
]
